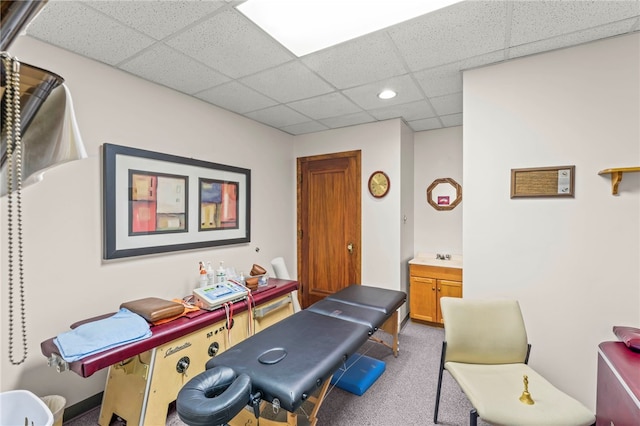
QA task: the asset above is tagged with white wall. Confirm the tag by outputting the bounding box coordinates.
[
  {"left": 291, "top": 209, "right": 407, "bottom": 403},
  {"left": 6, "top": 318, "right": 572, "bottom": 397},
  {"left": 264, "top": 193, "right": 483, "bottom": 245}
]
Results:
[
  {"left": 463, "top": 33, "right": 640, "bottom": 410},
  {"left": 400, "top": 122, "right": 415, "bottom": 306},
  {"left": 0, "top": 36, "right": 295, "bottom": 405},
  {"left": 413, "top": 127, "right": 463, "bottom": 256}
]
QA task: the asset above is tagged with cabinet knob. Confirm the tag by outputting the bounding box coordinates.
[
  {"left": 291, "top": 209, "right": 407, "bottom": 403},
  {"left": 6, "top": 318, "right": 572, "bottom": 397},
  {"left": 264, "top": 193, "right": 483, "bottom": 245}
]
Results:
[
  {"left": 432, "top": 287, "right": 435, "bottom": 291},
  {"left": 438, "top": 288, "right": 441, "bottom": 291}
]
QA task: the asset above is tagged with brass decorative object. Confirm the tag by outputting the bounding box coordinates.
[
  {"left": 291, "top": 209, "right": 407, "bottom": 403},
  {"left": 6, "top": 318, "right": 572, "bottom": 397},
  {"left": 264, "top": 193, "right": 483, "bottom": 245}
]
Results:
[{"left": 519, "top": 375, "right": 535, "bottom": 405}]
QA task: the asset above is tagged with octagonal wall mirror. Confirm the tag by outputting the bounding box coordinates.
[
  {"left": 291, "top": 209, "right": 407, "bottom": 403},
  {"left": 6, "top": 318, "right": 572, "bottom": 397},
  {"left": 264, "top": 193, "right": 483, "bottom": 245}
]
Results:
[{"left": 427, "top": 178, "right": 462, "bottom": 211}]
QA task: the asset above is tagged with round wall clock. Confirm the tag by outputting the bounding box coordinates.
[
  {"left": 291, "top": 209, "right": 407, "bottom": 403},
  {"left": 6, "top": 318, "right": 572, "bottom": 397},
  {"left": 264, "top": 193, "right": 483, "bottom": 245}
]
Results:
[{"left": 368, "top": 171, "right": 390, "bottom": 198}]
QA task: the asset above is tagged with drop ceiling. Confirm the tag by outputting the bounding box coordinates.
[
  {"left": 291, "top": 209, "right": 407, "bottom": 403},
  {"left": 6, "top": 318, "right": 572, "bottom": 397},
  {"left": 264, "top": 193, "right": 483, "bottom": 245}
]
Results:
[{"left": 23, "top": 0, "right": 640, "bottom": 135}]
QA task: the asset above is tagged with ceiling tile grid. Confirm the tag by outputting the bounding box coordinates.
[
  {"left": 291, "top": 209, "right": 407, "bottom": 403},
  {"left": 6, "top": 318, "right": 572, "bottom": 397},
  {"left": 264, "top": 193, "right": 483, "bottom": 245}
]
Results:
[
  {"left": 164, "top": 9, "right": 294, "bottom": 79},
  {"left": 240, "top": 61, "right": 334, "bottom": 104},
  {"left": 509, "top": 0, "right": 640, "bottom": 46},
  {"left": 319, "top": 112, "right": 377, "bottom": 130},
  {"left": 244, "top": 104, "right": 310, "bottom": 129},
  {"left": 288, "top": 92, "right": 363, "bottom": 121},
  {"left": 81, "top": 0, "right": 226, "bottom": 40},
  {"left": 119, "top": 43, "right": 230, "bottom": 95},
  {"left": 387, "top": 1, "right": 509, "bottom": 72},
  {"left": 24, "top": 0, "right": 640, "bottom": 136},
  {"left": 301, "top": 32, "right": 409, "bottom": 89},
  {"left": 195, "top": 81, "right": 278, "bottom": 114},
  {"left": 26, "top": 1, "right": 157, "bottom": 65}
]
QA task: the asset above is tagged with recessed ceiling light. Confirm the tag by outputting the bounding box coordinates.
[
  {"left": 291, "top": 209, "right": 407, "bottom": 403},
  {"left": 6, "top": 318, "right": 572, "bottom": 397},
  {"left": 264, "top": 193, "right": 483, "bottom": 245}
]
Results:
[
  {"left": 378, "top": 89, "right": 397, "bottom": 100},
  {"left": 237, "top": 0, "right": 463, "bottom": 57}
]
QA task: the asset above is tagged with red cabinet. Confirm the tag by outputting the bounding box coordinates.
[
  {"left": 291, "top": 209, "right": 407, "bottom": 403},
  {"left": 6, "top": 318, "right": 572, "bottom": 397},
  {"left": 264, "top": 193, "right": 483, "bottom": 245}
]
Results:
[{"left": 596, "top": 341, "right": 640, "bottom": 426}]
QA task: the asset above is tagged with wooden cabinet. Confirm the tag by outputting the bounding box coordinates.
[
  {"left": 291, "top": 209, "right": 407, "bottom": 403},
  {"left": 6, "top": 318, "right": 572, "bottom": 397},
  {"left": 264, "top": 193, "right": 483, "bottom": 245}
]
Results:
[{"left": 409, "top": 264, "right": 462, "bottom": 325}]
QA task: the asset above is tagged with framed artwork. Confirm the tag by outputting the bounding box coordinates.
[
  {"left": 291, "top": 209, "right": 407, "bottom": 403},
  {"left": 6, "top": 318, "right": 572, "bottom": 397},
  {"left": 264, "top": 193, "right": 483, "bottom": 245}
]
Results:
[
  {"left": 103, "top": 143, "right": 250, "bottom": 259},
  {"left": 510, "top": 165, "right": 575, "bottom": 198}
]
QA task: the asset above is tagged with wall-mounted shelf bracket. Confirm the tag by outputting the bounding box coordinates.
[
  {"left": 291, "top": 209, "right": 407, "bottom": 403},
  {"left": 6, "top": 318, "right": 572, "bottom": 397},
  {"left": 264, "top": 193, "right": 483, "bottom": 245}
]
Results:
[{"left": 598, "top": 167, "right": 640, "bottom": 195}]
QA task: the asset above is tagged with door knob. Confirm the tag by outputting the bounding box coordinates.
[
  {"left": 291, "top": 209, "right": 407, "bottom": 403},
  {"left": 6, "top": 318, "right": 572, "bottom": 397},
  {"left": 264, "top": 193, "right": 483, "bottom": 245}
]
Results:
[{"left": 347, "top": 242, "right": 353, "bottom": 253}]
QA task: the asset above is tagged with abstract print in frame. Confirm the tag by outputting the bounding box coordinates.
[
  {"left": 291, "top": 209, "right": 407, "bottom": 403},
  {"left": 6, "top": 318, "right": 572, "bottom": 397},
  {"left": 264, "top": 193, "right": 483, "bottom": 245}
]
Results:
[
  {"left": 103, "top": 143, "right": 250, "bottom": 259},
  {"left": 199, "top": 178, "right": 239, "bottom": 231},
  {"left": 130, "top": 170, "right": 188, "bottom": 234}
]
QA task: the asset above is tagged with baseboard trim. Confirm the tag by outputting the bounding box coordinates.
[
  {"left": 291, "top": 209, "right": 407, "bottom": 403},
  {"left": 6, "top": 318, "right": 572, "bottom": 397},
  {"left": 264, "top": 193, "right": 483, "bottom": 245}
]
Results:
[{"left": 63, "top": 392, "right": 103, "bottom": 423}]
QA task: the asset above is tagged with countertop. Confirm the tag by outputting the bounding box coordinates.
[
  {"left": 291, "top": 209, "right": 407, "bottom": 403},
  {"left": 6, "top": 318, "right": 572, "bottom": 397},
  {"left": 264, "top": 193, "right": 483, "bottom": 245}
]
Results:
[{"left": 409, "top": 253, "right": 462, "bottom": 269}]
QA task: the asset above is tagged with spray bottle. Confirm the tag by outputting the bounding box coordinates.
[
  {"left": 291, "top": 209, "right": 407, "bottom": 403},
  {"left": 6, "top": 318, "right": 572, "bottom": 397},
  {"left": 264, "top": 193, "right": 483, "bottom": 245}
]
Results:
[
  {"left": 206, "top": 262, "right": 215, "bottom": 287},
  {"left": 216, "top": 261, "right": 227, "bottom": 283},
  {"left": 198, "top": 262, "right": 208, "bottom": 288}
]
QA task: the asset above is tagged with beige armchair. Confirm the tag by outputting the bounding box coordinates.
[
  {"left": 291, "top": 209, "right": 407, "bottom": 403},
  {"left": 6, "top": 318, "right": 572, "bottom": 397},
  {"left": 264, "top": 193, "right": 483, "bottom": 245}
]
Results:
[{"left": 434, "top": 297, "right": 595, "bottom": 426}]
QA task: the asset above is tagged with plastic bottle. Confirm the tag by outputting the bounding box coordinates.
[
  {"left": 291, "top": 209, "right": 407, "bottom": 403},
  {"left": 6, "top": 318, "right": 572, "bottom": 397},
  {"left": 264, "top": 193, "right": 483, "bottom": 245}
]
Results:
[
  {"left": 197, "top": 262, "right": 207, "bottom": 288},
  {"left": 206, "top": 262, "right": 215, "bottom": 287},
  {"left": 216, "top": 261, "right": 226, "bottom": 283}
]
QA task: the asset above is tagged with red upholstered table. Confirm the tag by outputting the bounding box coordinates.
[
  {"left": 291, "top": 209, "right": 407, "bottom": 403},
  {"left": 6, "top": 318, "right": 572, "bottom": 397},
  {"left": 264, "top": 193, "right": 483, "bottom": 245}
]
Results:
[{"left": 40, "top": 279, "right": 298, "bottom": 425}]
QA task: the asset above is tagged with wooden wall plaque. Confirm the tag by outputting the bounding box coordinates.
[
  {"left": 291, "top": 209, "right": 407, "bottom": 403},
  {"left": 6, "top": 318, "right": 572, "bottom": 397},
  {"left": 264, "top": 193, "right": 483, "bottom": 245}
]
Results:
[{"left": 510, "top": 165, "right": 575, "bottom": 198}]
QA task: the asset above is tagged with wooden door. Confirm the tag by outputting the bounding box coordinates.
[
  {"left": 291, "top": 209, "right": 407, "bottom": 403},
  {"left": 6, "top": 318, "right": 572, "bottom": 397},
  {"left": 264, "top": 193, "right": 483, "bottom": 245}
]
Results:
[{"left": 297, "top": 151, "right": 361, "bottom": 308}]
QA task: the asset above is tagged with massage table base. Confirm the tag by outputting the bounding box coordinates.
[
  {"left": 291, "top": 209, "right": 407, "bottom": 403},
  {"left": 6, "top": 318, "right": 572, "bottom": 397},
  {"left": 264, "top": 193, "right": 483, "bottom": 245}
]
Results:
[
  {"left": 99, "top": 294, "right": 294, "bottom": 426},
  {"left": 229, "top": 380, "right": 329, "bottom": 426},
  {"left": 370, "top": 310, "right": 399, "bottom": 357}
]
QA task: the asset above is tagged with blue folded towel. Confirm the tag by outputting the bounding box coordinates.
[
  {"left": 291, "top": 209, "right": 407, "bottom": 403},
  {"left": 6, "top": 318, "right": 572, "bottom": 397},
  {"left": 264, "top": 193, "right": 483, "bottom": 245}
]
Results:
[{"left": 54, "top": 308, "right": 152, "bottom": 362}]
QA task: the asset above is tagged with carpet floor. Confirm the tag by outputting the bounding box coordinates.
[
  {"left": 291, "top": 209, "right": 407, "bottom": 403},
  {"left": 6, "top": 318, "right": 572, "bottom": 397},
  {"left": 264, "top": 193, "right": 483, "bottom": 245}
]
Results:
[{"left": 64, "top": 320, "right": 488, "bottom": 425}]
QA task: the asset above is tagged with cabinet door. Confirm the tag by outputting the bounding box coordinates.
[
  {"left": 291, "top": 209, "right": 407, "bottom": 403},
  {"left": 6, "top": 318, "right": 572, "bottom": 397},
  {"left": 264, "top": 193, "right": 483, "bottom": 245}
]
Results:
[
  {"left": 436, "top": 280, "right": 463, "bottom": 324},
  {"left": 410, "top": 276, "right": 437, "bottom": 322}
]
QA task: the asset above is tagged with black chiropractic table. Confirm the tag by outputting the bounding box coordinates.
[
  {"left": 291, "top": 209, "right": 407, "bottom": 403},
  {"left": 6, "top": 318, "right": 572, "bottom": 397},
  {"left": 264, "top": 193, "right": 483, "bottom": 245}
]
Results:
[{"left": 176, "top": 284, "right": 406, "bottom": 426}]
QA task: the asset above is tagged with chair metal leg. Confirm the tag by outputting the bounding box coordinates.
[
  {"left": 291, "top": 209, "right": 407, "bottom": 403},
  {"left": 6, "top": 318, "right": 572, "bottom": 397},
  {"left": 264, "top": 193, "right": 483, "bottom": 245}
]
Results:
[
  {"left": 470, "top": 409, "right": 478, "bottom": 426},
  {"left": 433, "top": 341, "right": 447, "bottom": 424}
]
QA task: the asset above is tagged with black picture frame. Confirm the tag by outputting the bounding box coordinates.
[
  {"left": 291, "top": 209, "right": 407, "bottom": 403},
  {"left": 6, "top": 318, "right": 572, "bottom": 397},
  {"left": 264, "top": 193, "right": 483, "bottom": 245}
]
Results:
[{"left": 103, "top": 143, "right": 251, "bottom": 259}]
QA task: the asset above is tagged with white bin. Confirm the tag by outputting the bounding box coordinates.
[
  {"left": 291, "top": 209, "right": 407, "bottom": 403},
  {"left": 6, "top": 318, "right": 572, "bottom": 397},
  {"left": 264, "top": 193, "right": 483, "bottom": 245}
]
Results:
[{"left": 0, "top": 390, "right": 54, "bottom": 426}]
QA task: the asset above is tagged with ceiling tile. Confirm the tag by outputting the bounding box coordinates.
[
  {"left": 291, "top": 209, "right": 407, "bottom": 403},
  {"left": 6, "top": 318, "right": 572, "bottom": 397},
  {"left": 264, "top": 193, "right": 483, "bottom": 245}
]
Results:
[
  {"left": 510, "top": 0, "right": 640, "bottom": 46},
  {"left": 82, "top": 0, "right": 226, "bottom": 40},
  {"left": 281, "top": 121, "right": 329, "bottom": 135},
  {"left": 441, "top": 113, "right": 463, "bottom": 127},
  {"left": 195, "top": 81, "right": 278, "bottom": 114},
  {"left": 241, "top": 62, "right": 334, "bottom": 103},
  {"left": 27, "top": 1, "right": 156, "bottom": 65},
  {"left": 388, "top": 1, "right": 507, "bottom": 71},
  {"left": 319, "top": 112, "right": 376, "bottom": 129},
  {"left": 22, "top": 0, "right": 640, "bottom": 136},
  {"left": 414, "top": 51, "right": 505, "bottom": 97},
  {"left": 414, "top": 66, "right": 462, "bottom": 98},
  {"left": 369, "top": 100, "right": 436, "bottom": 122},
  {"left": 120, "top": 44, "right": 229, "bottom": 95},
  {"left": 509, "top": 19, "right": 639, "bottom": 59},
  {"left": 430, "top": 93, "right": 463, "bottom": 116},
  {"left": 288, "top": 92, "right": 362, "bottom": 120},
  {"left": 342, "top": 74, "right": 424, "bottom": 109},
  {"left": 165, "top": 9, "right": 293, "bottom": 78},
  {"left": 245, "top": 105, "right": 310, "bottom": 128},
  {"left": 302, "top": 32, "right": 408, "bottom": 89},
  {"left": 408, "top": 117, "right": 442, "bottom": 132}
]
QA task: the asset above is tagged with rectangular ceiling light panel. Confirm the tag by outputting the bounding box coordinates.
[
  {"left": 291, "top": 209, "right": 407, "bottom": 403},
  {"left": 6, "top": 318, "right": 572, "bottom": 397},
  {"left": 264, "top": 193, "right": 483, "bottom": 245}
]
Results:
[{"left": 237, "top": 0, "right": 463, "bottom": 57}]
